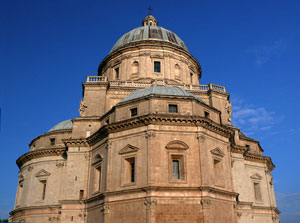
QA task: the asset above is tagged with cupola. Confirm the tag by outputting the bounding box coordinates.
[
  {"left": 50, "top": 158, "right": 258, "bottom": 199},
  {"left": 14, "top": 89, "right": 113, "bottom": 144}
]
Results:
[{"left": 142, "top": 13, "right": 158, "bottom": 26}]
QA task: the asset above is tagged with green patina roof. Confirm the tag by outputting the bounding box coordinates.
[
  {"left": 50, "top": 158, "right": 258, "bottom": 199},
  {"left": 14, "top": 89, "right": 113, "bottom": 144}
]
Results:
[
  {"left": 47, "top": 119, "right": 73, "bottom": 133},
  {"left": 121, "top": 85, "right": 204, "bottom": 103}
]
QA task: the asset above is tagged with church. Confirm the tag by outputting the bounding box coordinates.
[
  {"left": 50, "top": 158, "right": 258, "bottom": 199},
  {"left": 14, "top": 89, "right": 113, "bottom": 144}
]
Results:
[{"left": 10, "top": 13, "right": 280, "bottom": 223}]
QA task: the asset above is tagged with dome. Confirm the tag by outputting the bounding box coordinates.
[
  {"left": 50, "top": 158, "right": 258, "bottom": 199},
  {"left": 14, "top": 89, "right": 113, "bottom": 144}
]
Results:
[
  {"left": 110, "top": 14, "right": 188, "bottom": 53},
  {"left": 121, "top": 85, "right": 204, "bottom": 103},
  {"left": 47, "top": 119, "right": 73, "bottom": 133}
]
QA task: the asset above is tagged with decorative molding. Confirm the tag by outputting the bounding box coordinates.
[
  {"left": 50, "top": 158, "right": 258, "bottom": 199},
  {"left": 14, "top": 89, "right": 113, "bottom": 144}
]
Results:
[
  {"left": 56, "top": 162, "right": 65, "bottom": 168},
  {"left": 16, "top": 148, "right": 66, "bottom": 168},
  {"left": 145, "top": 131, "right": 156, "bottom": 140},
  {"left": 119, "top": 144, "right": 139, "bottom": 154},
  {"left": 48, "top": 216, "right": 60, "bottom": 222},
  {"left": 101, "top": 204, "right": 109, "bottom": 214},
  {"left": 79, "top": 99, "right": 88, "bottom": 116},
  {"left": 237, "top": 212, "right": 242, "bottom": 217},
  {"left": 165, "top": 140, "right": 189, "bottom": 150},
  {"left": 250, "top": 173, "right": 263, "bottom": 180},
  {"left": 18, "top": 174, "right": 24, "bottom": 187},
  {"left": 200, "top": 199, "right": 211, "bottom": 208},
  {"left": 87, "top": 114, "right": 233, "bottom": 146},
  {"left": 144, "top": 199, "right": 157, "bottom": 210},
  {"left": 27, "top": 165, "right": 33, "bottom": 172},
  {"left": 63, "top": 138, "right": 88, "bottom": 147},
  {"left": 210, "top": 147, "right": 225, "bottom": 157},
  {"left": 35, "top": 169, "right": 51, "bottom": 178},
  {"left": 150, "top": 54, "right": 163, "bottom": 59},
  {"left": 231, "top": 160, "right": 235, "bottom": 168},
  {"left": 196, "top": 134, "right": 205, "bottom": 142}
]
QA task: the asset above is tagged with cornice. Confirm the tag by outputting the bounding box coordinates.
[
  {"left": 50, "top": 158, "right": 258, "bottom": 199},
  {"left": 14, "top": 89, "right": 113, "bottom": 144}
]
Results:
[
  {"left": 87, "top": 114, "right": 233, "bottom": 146},
  {"left": 237, "top": 202, "right": 280, "bottom": 214},
  {"left": 245, "top": 153, "right": 275, "bottom": 171},
  {"left": 16, "top": 148, "right": 66, "bottom": 168},
  {"left": 231, "top": 145, "right": 275, "bottom": 171},
  {"left": 73, "top": 117, "right": 101, "bottom": 122},
  {"left": 62, "top": 138, "right": 89, "bottom": 147},
  {"left": 10, "top": 204, "right": 61, "bottom": 215},
  {"left": 98, "top": 40, "right": 201, "bottom": 76},
  {"left": 29, "top": 129, "right": 72, "bottom": 147}
]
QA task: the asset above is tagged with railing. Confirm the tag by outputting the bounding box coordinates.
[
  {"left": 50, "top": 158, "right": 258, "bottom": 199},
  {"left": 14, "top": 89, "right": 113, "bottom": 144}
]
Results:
[
  {"left": 86, "top": 76, "right": 107, "bottom": 82},
  {"left": 110, "top": 80, "right": 151, "bottom": 88},
  {"left": 85, "top": 76, "right": 226, "bottom": 92},
  {"left": 209, "top": 83, "right": 226, "bottom": 92}
]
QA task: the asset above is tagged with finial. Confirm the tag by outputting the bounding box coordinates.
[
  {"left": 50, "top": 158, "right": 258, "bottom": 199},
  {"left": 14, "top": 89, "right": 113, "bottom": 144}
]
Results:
[
  {"left": 147, "top": 6, "right": 152, "bottom": 15},
  {"left": 142, "top": 9, "right": 158, "bottom": 26}
]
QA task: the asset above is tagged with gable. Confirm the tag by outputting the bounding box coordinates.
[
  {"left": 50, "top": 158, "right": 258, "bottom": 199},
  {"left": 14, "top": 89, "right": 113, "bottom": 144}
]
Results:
[
  {"left": 165, "top": 140, "right": 189, "bottom": 150},
  {"left": 210, "top": 147, "right": 225, "bottom": 157},
  {"left": 119, "top": 144, "right": 139, "bottom": 154},
  {"left": 250, "top": 173, "right": 263, "bottom": 180},
  {"left": 35, "top": 169, "right": 51, "bottom": 178}
]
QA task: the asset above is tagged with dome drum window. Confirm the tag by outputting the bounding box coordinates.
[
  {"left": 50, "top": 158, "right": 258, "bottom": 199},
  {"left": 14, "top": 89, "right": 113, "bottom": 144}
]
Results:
[
  {"left": 132, "top": 61, "right": 139, "bottom": 74},
  {"left": 154, "top": 61, "right": 161, "bottom": 73}
]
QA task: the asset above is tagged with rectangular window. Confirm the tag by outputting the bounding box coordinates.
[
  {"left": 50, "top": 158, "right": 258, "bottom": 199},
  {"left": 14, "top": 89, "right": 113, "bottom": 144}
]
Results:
[
  {"left": 190, "top": 73, "right": 193, "bottom": 84},
  {"left": 115, "top": 67, "right": 120, "bottom": 79},
  {"left": 213, "top": 159, "right": 221, "bottom": 185},
  {"left": 79, "top": 190, "right": 84, "bottom": 200},
  {"left": 254, "top": 182, "right": 262, "bottom": 201},
  {"left": 124, "top": 157, "right": 135, "bottom": 184},
  {"left": 130, "top": 107, "right": 138, "bottom": 117},
  {"left": 41, "top": 180, "right": 47, "bottom": 200},
  {"left": 172, "top": 160, "right": 180, "bottom": 179},
  {"left": 204, "top": 111, "right": 210, "bottom": 119},
  {"left": 50, "top": 138, "right": 55, "bottom": 146},
  {"left": 170, "top": 155, "right": 185, "bottom": 181},
  {"left": 169, "top": 104, "right": 178, "bottom": 113},
  {"left": 94, "top": 166, "right": 101, "bottom": 192},
  {"left": 154, "top": 61, "right": 161, "bottom": 73}
]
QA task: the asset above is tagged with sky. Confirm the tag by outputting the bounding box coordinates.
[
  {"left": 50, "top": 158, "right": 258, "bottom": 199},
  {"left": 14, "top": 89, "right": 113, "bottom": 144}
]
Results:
[{"left": 0, "top": 0, "right": 300, "bottom": 221}]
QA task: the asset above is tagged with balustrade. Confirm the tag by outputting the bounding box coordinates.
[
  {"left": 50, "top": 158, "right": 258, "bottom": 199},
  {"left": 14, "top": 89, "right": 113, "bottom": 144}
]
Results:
[{"left": 85, "top": 76, "right": 226, "bottom": 92}]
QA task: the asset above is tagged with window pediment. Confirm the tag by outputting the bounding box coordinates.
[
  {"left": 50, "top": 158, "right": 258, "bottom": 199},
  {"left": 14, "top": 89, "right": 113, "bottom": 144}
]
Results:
[
  {"left": 210, "top": 147, "right": 225, "bottom": 157},
  {"left": 35, "top": 169, "right": 51, "bottom": 178},
  {"left": 250, "top": 173, "right": 263, "bottom": 180},
  {"left": 119, "top": 144, "right": 139, "bottom": 154},
  {"left": 166, "top": 140, "right": 189, "bottom": 150}
]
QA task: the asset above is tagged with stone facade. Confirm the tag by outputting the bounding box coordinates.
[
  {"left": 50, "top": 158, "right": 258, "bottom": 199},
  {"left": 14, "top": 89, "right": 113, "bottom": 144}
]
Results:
[{"left": 10, "top": 14, "right": 280, "bottom": 223}]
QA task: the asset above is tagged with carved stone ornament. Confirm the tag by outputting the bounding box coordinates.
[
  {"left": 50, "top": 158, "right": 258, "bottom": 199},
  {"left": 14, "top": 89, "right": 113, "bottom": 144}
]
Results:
[
  {"left": 48, "top": 216, "right": 60, "bottom": 222},
  {"left": 225, "top": 101, "right": 232, "bottom": 122},
  {"left": 197, "top": 134, "right": 205, "bottom": 142},
  {"left": 165, "top": 140, "right": 189, "bottom": 150},
  {"left": 119, "top": 144, "right": 139, "bottom": 154},
  {"left": 145, "top": 132, "right": 156, "bottom": 139},
  {"left": 27, "top": 165, "right": 33, "bottom": 172},
  {"left": 144, "top": 199, "right": 157, "bottom": 209},
  {"left": 200, "top": 199, "right": 211, "bottom": 208},
  {"left": 79, "top": 99, "right": 88, "bottom": 116},
  {"left": 19, "top": 174, "right": 24, "bottom": 187},
  {"left": 210, "top": 147, "right": 225, "bottom": 157},
  {"left": 105, "top": 141, "right": 112, "bottom": 150},
  {"left": 101, "top": 204, "right": 109, "bottom": 214},
  {"left": 56, "top": 162, "right": 65, "bottom": 168},
  {"left": 250, "top": 173, "right": 263, "bottom": 180}
]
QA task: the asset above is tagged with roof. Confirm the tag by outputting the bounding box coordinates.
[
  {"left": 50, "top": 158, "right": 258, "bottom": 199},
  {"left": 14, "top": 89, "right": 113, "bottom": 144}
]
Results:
[
  {"left": 47, "top": 119, "right": 73, "bottom": 133},
  {"left": 121, "top": 85, "right": 204, "bottom": 103},
  {"left": 110, "top": 26, "right": 188, "bottom": 53}
]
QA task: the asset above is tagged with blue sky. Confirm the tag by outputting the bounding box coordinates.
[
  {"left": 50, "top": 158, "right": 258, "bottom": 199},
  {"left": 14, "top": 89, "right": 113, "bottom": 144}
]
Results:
[{"left": 0, "top": 0, "right": 299, "bottom": 221}]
